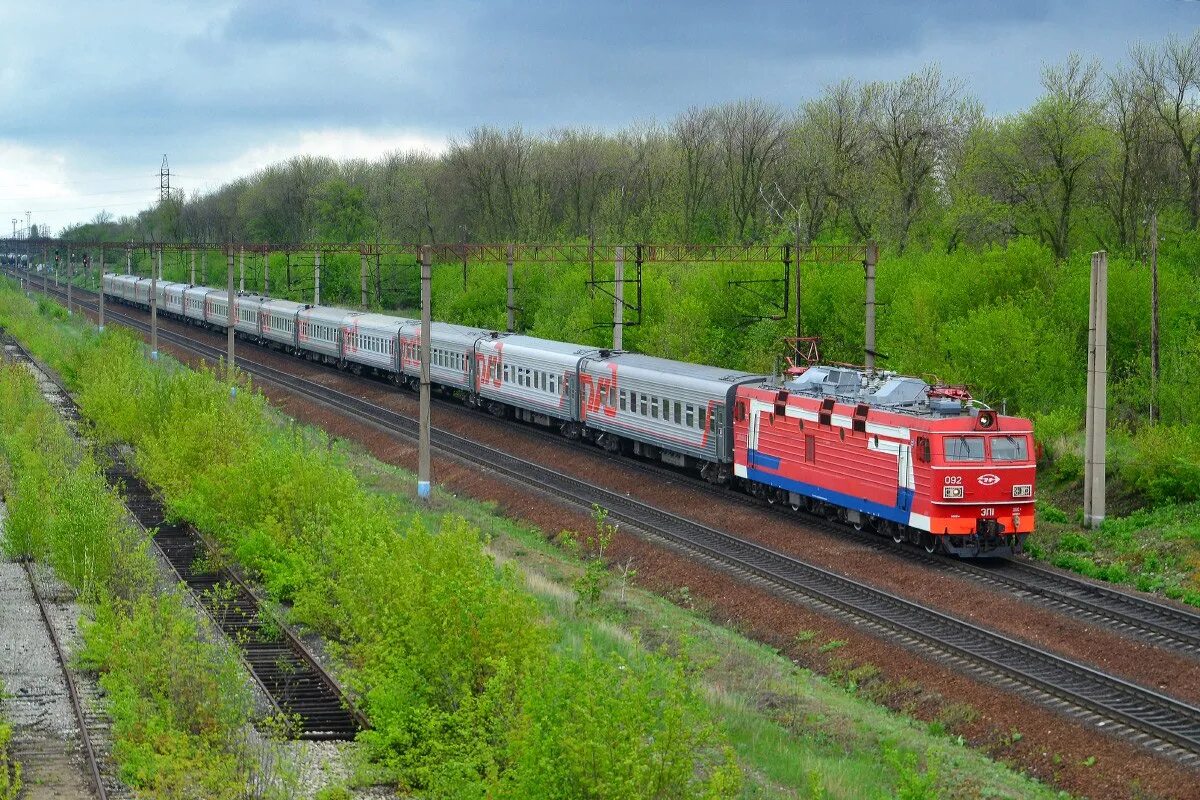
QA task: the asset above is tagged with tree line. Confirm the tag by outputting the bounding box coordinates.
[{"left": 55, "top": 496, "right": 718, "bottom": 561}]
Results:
[{"left": 69, "top": 32, "right": 1200, "bottom": 260}]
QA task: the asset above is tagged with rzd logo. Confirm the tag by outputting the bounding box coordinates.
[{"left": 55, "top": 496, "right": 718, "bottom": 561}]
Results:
[
  {"left": 977, "top": 473, "right": 1000, "bottom": 486},
  {"left": 580, "top": 363, "right": 618, "bottom": 419}
]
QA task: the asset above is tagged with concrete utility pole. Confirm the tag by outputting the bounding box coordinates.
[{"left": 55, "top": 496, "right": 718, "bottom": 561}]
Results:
[
  {"left": 360, "top": 249, "right": 368, "bottom": 309},
  {"left": 190, "top": 249, "right": 196, "bottom": 284},
  {"left": 613, "top": 246, "right": 625, "bottom": 350},
  {"left": 795, "top": 217, "right": 804, "bottom": 339},
  {"left": 66, "top": 245, "right": 73, "bottom": 315},
  {"left": 314, "top": 250, "right": 321, "bottom": 305},
  {"left": 263, "top": 247, "right": 270, "bottom": 296},
  {"left": 150, "top": 247, "right": 160, "bottom": 360},
  {"left": 42, "top": 246, "right": 47, "bottom": 294},
  {"left": 1084, "top": 250, "right": 1108, "bottom": 527},
  {"left": 863, "top": 241, "right": 878, "bottom": 373},
  {"left": 418, "top": 245, "right": 432, "bottom": 501},
  {"left": 239, "top": 247, "right": 245, "bottom": 293},
  {"left": 125, "top": 245, "right": 131, "bottom": 276},
  {"left": 227, "top": 250, "right": 236, "bottom": 375},
  {"left": 98, "top": 249, "right": 105, "bottom": 333},
  {"left": 1149, "top": 212, "right": 1160, "bottom": 420},
  {"left": 506, "top": 243, "right": 515, "bottom": 333}
]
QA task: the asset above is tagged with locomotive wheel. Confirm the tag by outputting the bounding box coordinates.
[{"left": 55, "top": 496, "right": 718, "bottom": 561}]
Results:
[
  {"left": 789, "top": 498, "right": 801, "bottom": 512},
  {"left": 922, "top": 532, "right": 938, "bottom": 554},
  {"left": 891, "top": 525, "right": 904, "bottom": 544}
]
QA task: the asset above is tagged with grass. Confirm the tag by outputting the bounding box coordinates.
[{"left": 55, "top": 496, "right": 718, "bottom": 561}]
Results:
[
  {"left": 1026, "top": 495, "right": 1200, "bottom": 608},
  {"left": 343, "top": 439, "right": 1067, "bottom": 799},
  {"left": 0, "top": 679, "right": 20, "bottom": 800}
]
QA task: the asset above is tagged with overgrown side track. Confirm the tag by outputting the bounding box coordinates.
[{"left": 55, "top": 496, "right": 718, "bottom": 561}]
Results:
[
  {"left": 36, "top": 284, "right": 1200, "bottom": 768},
  {"left": 19, "top": 559, "right": 108, "bottom": 800},
  {"left": 3, "top": 331, "right": 366, "bottom": 741}
]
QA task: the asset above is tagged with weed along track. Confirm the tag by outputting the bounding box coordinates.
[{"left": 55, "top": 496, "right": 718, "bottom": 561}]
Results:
[
  {"left": 4, "top": 333, "right": 365, "bottom": 742},
  {"left": 42, "top": 287, "right": 1200, "bottom": 769}
]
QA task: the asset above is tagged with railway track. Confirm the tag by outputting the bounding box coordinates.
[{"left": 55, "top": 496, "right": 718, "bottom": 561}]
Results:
[
  {"left": 28, "top": 282, "right": 1200, "bottom": 766},
  {"left": 18, "top": 560, "right": 109, "bottom": 800},
  {"left": 3, "top": 330, "right": 365, "bottom": 741},
  {"left": 46, "top": 278, "right": 1200, "bottom": 657}
]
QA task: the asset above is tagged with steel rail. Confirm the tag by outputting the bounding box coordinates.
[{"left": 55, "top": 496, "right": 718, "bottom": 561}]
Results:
[
  {"left": 41, "top": 287, "right": 1200, "bottom": 766},
  {"left": 20, "top": 560, "right": 109, "bottom": 800}
]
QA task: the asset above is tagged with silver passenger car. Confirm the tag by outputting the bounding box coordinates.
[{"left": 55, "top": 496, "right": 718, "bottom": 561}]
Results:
[
  {"left": 133, "top": 277, "right": 155, "bottom": 307},
  {"left": 342, "top": 313, "right": 412, "bottom": 374},
  {"left": 399, "top": 321, "right": 491, "bottom": 392},
  {"left": 260, "top": 299, "right": 305, "bottom": 349},
  {"left": 297, "top": 306, "right": 359, "bottom": 361},
  {"left": 475, "top": 334, "right": 594, "bottom": 422},
  {"left": 578, "top": 352, "right": 764, "bottom": 467},
  {"left": 104, "top": 273, "right": 138, "bottom": 301},
  {"left": 234, "top": 294, "right": 268, "bottom": 337},
  {"left": 183, "top": 286, "right": 210, "bottom": 323},
  {"left": 157, "top": 282, "right": 187, "bottom": 316}
]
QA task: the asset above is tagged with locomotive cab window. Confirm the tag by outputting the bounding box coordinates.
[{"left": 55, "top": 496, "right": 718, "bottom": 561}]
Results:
[
  {"left": 991, "top": 435, "right": 1029, "bottom": 461},
  {"left": 944, "top": 435, "right": 985, "bottom": 462}
]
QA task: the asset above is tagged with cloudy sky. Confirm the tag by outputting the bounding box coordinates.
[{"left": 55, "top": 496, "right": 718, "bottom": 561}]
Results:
[{"left": 1, "top": 0, "right": 1196, "bottom": 236}]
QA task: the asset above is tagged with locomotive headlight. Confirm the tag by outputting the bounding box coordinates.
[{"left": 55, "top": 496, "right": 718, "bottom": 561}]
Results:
[
  {"left": 943, "top": 486, "right": 964, "bottom": 499},
  {"left": 1012, "top": 484, "right": 1032, "bottom": 498}
]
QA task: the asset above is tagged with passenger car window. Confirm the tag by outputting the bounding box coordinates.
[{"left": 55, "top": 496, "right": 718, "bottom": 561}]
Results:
[
  {"left": 991, "top": 435, "right": 1028, "bottom": 461},
  {"left": 944, "top": 436, "right": 985, "bottom": 462}
]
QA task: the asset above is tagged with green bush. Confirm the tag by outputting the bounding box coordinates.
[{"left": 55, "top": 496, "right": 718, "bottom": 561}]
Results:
[
  {"left": 78, "top": 593, "right": 257, "bottom": 799},
  {"left": 1117, "top": 424, "right": 1200, "bottom": 506}
]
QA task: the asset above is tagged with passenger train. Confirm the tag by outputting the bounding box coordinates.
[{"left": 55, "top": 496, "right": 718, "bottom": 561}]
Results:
[{"left": 102, "top": 272, "right": 1035, "bottom": 558}]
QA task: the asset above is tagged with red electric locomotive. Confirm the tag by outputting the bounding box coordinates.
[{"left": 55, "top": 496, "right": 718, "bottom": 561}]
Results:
[{"left": 732, "top": 366, "right": 1034, "bottom": 557}]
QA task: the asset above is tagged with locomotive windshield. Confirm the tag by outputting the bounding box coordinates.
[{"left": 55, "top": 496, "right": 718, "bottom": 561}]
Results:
[
  {"left": 944, "top": 436, "right": 985, "bottom": 462},
  {"left": 991, "top": 435, "right": 1029, "bottom": 461}
]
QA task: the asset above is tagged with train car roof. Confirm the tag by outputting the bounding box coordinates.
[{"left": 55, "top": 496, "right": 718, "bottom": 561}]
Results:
[
  {"left": 480, "top": 334, "right": 597, "bottom": 357},
  {"left": 296, "top": 305, "right": 361, "bottom": 324},
  {"left": 596, "top": 351, "right": 766, "bottom": 386},
  {"left": 351, "top": 312, "right": 416, "bottom": 330},
  {"left": 260, "top": 298, "right": 306, "bottom": 311},
  {"left": 401, "top": 320, "right": 495, "bottom": 343}
]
